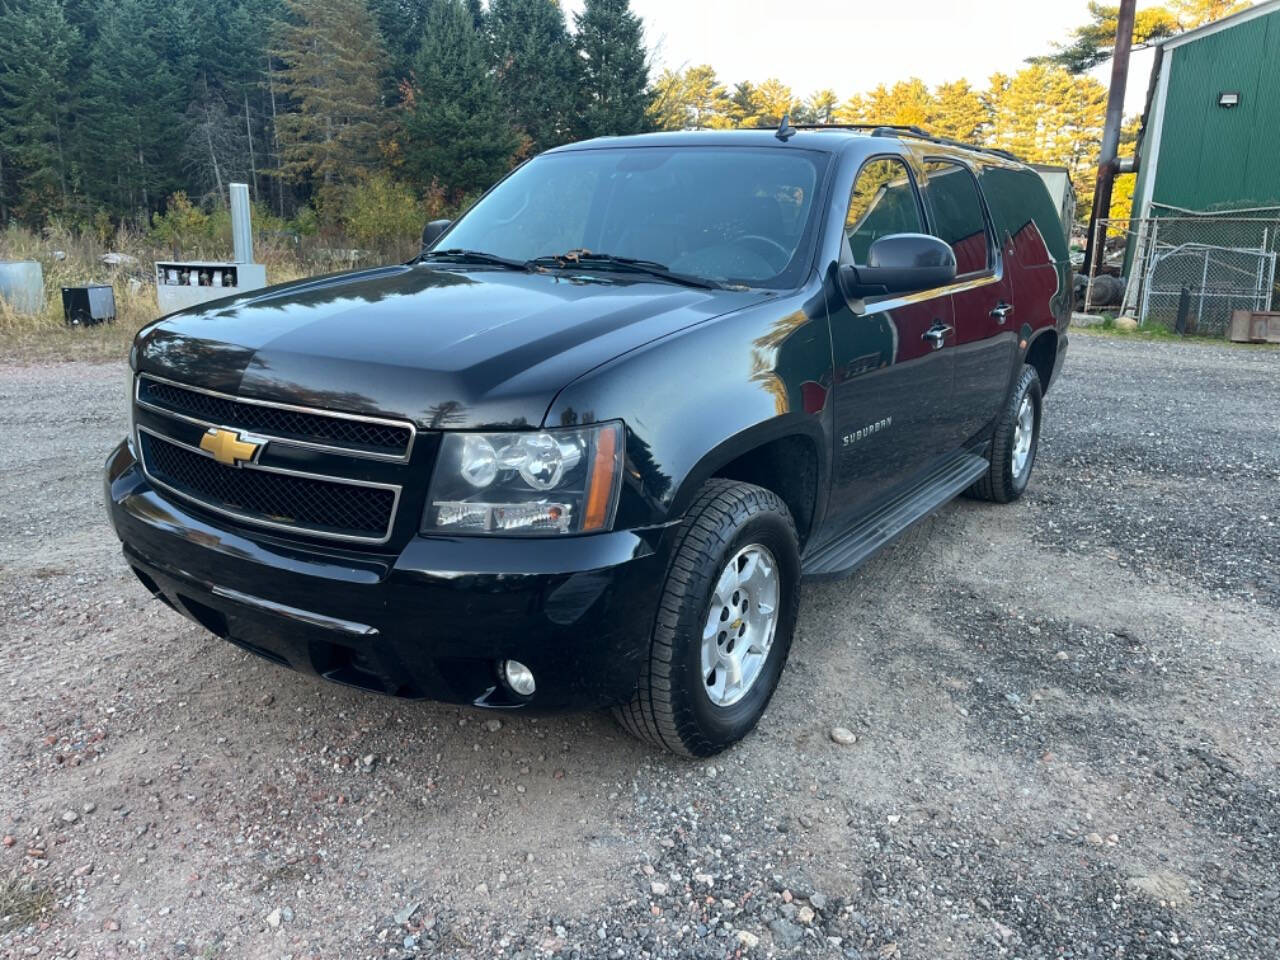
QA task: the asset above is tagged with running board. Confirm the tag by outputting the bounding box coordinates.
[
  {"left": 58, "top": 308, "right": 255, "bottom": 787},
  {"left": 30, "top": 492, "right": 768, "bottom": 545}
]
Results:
[{"left": 801, "top": 452, "right": 989, "bottom": 580}]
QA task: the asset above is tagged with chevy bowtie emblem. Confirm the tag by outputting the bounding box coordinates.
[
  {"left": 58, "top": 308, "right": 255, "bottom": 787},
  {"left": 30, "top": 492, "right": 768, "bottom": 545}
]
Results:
[{"left": 199, "top": 427, "right": 264, "bottom": 467}]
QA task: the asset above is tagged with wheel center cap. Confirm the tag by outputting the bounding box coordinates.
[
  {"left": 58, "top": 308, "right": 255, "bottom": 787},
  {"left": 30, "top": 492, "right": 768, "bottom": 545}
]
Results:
[{"left": 731, "top": 618, "right": 744, "bottom": 632}]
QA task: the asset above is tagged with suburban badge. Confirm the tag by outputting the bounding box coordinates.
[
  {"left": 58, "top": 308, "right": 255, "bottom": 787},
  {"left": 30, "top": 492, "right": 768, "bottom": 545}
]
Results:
[{"left": 843, "top": 416, "right": 893, "bottom": 446}]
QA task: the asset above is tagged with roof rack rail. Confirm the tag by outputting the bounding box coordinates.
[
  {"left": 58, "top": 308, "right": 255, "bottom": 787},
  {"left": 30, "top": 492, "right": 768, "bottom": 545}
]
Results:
[{"left": 785, "top": 123, "right": 1022, "bottom": 163}]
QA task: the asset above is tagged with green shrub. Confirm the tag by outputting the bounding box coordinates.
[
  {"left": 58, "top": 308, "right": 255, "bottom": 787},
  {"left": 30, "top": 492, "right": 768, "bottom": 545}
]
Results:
[
  {"left": 148, "top": 192, "right": 214, "bottom": 256},
  {"left": 336, "top": 174, "right": 425, "bottom": 254}
]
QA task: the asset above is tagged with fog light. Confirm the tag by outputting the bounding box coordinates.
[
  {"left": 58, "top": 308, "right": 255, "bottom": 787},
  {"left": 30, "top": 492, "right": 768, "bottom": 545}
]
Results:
[{"left": 501, "top": 659, "right": 536, "bottom": 696}]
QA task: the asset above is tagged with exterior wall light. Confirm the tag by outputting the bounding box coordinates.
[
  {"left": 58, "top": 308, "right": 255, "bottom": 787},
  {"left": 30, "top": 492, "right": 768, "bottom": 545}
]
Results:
[{"left": 1218, "top": 91, "right": 1241, "bottom": 108}]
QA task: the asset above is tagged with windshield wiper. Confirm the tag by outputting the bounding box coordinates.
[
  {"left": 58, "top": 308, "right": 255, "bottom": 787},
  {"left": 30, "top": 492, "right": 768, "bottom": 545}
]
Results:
[
  {"left": 419, "top": 248, "right": 532, "bottom": 272},
  {"left": 529, "top": 250, "right": 722, "bottom": 290}
]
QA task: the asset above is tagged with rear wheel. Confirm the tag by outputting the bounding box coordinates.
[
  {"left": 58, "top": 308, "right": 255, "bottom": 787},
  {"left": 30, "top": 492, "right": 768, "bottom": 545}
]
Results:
[
  {"left": 968, "top": 363, "right": 1042, "bottom": 503},
  {"left": 614, "top": 479, "right": 800, "bottom": 757}
]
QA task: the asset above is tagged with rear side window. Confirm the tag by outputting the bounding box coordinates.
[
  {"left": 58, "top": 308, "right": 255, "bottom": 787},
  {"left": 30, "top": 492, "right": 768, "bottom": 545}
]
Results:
[
  {"left": 844, "top": 157, "right": 924, "bottom": 265},
  {"left": 923, "top": 160, "right": 990, "bottom": 275},
  {"left": 980, "top": 166, "right": 1070, "bottom": 265}
]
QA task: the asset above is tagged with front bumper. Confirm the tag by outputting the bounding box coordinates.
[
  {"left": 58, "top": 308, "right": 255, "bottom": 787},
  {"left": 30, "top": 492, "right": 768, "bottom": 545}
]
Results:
[{"left": 105, "top": 441, "right": 668, "bottom": 711}]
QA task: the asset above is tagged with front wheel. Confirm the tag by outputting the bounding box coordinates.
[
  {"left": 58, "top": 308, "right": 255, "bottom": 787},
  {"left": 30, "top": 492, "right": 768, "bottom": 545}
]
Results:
[
  {"left": 968, "top": 363, "right": 1042, "bottom": 503},
  {"left": 614, "top": 479, "right": 801, "bottom": 757}
]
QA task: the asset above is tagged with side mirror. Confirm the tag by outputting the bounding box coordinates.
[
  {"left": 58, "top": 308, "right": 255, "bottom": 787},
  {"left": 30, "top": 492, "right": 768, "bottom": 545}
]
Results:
[
  {"left": 839, "top": 233, "right": 956, "bottom": 299},
  {"left": 421, "top": 219, "right": 451, "bottom": 250}
]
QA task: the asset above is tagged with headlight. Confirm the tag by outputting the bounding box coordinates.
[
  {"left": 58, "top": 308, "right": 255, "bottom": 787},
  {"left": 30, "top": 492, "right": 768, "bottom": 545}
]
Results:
[{"left": 422, "top": 422, "right": 623, "bottom": 536}]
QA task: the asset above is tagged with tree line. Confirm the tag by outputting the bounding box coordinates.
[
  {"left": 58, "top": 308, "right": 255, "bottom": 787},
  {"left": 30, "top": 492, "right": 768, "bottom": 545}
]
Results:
[
  {"left": 0, "top": 0, "right": 1248, "bottom": 238},
  {"left": 0, "top": 0, "right": 649, "bottom": 233},
  {"left": 649, "top": 66, "right": 1113, "bottom": 220}
]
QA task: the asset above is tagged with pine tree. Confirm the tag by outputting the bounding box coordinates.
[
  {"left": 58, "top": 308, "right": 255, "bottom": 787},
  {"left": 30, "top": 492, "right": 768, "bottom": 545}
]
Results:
[
  {"left": 488, "top": 0, "right": 578, "bottom": 154},
  {"left": 647, "top": 66, "right": 734, "bottom": 131},
  {"left": 726, "top": 81, "right": 757, "bottom": 128},
  {"left": 1031, "top": 2, "right": 1180, "bottom": 73},
  {"left": 185, "top": 0, "right": 283, "bottom": 204},
  {"left": 748, "top": 78, "right": 799, "bottom": 128},
  {"left": 573, "top": 0, "right": 650, "bottom": 138},
  {"left": 684, "top": 66, "right": 731, "bottom": 129},
  {"left": 368, "top": 0, "right": 439, "bottom": 76},
  {"left": 81, "top": 0, "right": 190, "bottom": 218},
  {"left": 0, "top": 0, "right": 78, "bottom": 218},
  {"left": 868, "top": 79, "right": 934, "bottom": 127},
  {"left": 860, "top": 84, "right": 896, "bottom": 124},
  {"left": 400, "top": 0, "right": 518, "bottom": 198},
  {"left": 647, "top": 69, "right": 689, "bottom": 131},
  {"left": 182, "top": 90, "right": 251, "bottom": 203},
  {"left": 929, "top": 80, "right": 988, "bottom": 142},
  {"left": 834, "top": 92, "right": 868, "bottom": 125},
  {"left": 273, "top": 0, "right": 390, "bottom": 190},
  {"left": 1171, "top": 0, "right": 1251, "bottom": 27},
  {"left": 986, "top": 64, "right": 1107, "bottom": 212},
  {"left": 802, "top": 89, "right": 838, "bottom": 125}
]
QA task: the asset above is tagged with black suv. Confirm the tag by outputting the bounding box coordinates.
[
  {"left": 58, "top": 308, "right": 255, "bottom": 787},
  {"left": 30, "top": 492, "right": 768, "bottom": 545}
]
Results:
[{"left": 106, "top": 127, "right": 1070, "bottom": 756}]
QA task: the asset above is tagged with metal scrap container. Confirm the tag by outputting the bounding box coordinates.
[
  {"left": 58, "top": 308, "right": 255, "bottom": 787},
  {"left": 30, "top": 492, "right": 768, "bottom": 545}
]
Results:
[{"left": 0, "top": 260, "right": 45, "bottom": 315}]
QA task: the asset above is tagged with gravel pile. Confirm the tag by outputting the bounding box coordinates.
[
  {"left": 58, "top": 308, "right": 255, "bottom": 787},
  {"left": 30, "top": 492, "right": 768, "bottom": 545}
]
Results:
[{"left": 1, "top": 332, "right": 1277, "bottom": 958}]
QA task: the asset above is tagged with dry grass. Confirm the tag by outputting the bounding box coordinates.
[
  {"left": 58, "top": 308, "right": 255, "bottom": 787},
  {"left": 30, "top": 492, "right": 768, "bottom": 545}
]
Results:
[
  {"left": 0, "top": 874, "right": 57, "bottom": 934},
  {"left": 0, "top": 223, "right": 398, "bottom": 364}
]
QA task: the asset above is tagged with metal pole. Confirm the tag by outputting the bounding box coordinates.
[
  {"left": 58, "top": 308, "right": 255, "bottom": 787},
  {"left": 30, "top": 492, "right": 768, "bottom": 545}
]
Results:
[
  {"left": 230, "top": 182, "right": 253, "bottom": 265},
  {"left": 1120, "top": 218, "right": 1145, "bottom": 316},
  {"left": 1255, "top": 228, "right": 1267, "bottom": 310},
  {"left": 1197, "top": 246, "right": 1209, "bottom": 331},
  {"left": 1139, "top": 218, "right": 1158, "bottom": 326},
  {"left": 1083, "top": 0, "right": 1137, "bottom": 282},
  {"left": 1266, "top": 251, "right": 1277, "bottom": 313},
  {"left": 1084, "top": 219, "right": 1100, "bottom": 311}
]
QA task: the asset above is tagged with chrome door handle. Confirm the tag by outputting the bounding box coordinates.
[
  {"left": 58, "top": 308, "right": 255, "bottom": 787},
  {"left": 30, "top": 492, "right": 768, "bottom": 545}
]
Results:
[
  {"left": 922, "top": 323, "right": 953, "bottom": 349},
  {"left": 991, "top": 302, "right": 1014, "bottom": 324}
]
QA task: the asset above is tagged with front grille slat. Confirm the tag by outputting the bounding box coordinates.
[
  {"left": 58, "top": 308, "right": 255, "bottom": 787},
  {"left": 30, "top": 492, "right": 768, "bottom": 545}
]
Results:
[
  {"left": 139, "top": 430, "right": 398, "bottom": 543},
  {"left": 137, "top": 377, "right": 413, "bottom": 459}
]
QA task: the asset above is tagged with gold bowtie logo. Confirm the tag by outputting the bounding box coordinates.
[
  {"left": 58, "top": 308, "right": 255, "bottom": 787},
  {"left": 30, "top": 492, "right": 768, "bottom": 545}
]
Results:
[{"left": 199, "top": 427, "right": 263, "bottom": 467}]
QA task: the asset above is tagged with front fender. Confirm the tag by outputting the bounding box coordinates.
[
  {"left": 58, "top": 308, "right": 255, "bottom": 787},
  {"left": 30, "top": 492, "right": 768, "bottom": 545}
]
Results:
[{"left": 542, "top": 287, "right": 834, "bottom": 531}]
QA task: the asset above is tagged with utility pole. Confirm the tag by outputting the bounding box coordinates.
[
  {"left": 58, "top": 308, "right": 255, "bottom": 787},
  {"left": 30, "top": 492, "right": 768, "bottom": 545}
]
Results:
[{"left": 1083, "top": 0, "right": 1137, "bottom": 283}]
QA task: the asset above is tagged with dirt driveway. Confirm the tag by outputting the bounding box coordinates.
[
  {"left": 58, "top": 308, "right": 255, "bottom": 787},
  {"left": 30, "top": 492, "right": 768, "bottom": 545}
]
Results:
[{"left": 1, "top": 332, "right": 1277, "bottom": 959}]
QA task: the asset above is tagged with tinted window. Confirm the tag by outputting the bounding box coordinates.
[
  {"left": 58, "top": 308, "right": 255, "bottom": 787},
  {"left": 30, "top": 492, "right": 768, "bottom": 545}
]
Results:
[
  {"left": 924, "top": 160, "right": 990, "bottom": 274},
  {"left": 844, "top": 157, "right": 924, "bottom": 265},
  {"left": 980, "top": 166, "right": 1070, "bottom": 264},
  {"left": 441, "top": 147, "right": 829, "bottom": 289}
]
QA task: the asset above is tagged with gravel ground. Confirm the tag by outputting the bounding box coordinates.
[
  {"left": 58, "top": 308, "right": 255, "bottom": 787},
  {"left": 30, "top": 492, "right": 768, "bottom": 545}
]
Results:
[{"left": 1, "top": 331, "right": 1277, "bottom": 960}]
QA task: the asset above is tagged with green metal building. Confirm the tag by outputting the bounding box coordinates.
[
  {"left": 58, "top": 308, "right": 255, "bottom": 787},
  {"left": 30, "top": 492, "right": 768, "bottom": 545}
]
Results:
[
  {"left": 1132, "top": 0, "right": 1280, "bottom": 218},
  {"left": 1116, "top": 1, "right": 1280, "bottom": 334}
]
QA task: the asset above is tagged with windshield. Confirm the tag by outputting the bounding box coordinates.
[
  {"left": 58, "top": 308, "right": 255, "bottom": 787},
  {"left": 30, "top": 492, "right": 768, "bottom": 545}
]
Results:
[{"left": 437, "top": 146, "right": 830, "bottom": 289}]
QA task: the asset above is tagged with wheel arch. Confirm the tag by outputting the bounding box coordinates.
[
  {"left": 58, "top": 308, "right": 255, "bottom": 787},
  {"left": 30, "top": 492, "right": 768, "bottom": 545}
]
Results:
[
  {"left": 1024, "top": 328, "right": 1059, "bottom": 394},
  {"left": 667, "top": 416, "right": 827, "bottom": 551}
]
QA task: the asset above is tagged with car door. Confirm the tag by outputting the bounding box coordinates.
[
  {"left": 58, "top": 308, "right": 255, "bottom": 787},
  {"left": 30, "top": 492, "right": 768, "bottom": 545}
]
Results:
[
  {"left": 920, "top": 156, "right": 1016, "bottom": 446},
  {"left": 826, "top": 154, "right": 956, "bottom": 526}
]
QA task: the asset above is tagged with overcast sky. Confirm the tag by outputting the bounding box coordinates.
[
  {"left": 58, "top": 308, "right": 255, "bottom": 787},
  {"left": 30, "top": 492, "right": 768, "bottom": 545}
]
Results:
[{"left": 563, "top": 0, "right": 1157, "bottom": 116}]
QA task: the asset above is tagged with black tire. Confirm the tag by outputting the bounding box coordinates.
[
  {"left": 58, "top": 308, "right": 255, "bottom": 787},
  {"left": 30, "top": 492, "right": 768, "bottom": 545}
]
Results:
[
  {"left": 967, "top": 363, "right": 1042, "bottom": 503},
  {"left": 614, "top": 479, "right": 801, "bottom": 757}
]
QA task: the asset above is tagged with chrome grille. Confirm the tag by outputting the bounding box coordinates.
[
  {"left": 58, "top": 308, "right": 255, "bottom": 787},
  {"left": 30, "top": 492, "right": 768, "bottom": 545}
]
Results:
[
  {"left": 136, "top": 375, "right": 414, "bottom": 460},
  {"left": 132, "top": 374, "right": 417, "bottom": 545},
  {"left": 140, "top": 431, "right": 397, "bottom": 542}
]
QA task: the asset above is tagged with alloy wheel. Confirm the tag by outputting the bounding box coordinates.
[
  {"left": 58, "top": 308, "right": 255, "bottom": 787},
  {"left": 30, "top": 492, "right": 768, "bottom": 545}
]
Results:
[{"left": 700, "top": 544, "right": 780, "bottom": 707}]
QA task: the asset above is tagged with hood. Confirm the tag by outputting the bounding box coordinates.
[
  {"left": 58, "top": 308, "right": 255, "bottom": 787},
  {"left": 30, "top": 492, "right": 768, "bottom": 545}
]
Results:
[{"left": 135, "top": 264, "right": 768, "bottom": 429}]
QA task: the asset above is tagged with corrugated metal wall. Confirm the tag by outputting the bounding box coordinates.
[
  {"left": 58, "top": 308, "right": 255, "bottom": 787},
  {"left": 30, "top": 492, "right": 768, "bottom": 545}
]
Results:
[{"left": 1154, "top": 8, "right": 1280, "bottom": 210}]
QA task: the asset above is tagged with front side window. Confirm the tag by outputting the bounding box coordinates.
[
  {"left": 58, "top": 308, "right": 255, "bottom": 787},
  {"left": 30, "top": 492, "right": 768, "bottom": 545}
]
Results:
[
  {"left": 924, "top": 160, "right": 991, "bottom": 275},
  {"left": 439, "top": 147, "right": 830, "bottom": 289},
  {"left": 844, "top": 157, "right": 924, "bottom": 265}
]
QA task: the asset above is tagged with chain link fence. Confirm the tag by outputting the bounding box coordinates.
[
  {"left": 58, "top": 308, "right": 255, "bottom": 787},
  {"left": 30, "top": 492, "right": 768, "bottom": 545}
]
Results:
[{"left": 1080, "top": 205, "right": 1280, "bottom": 336}]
